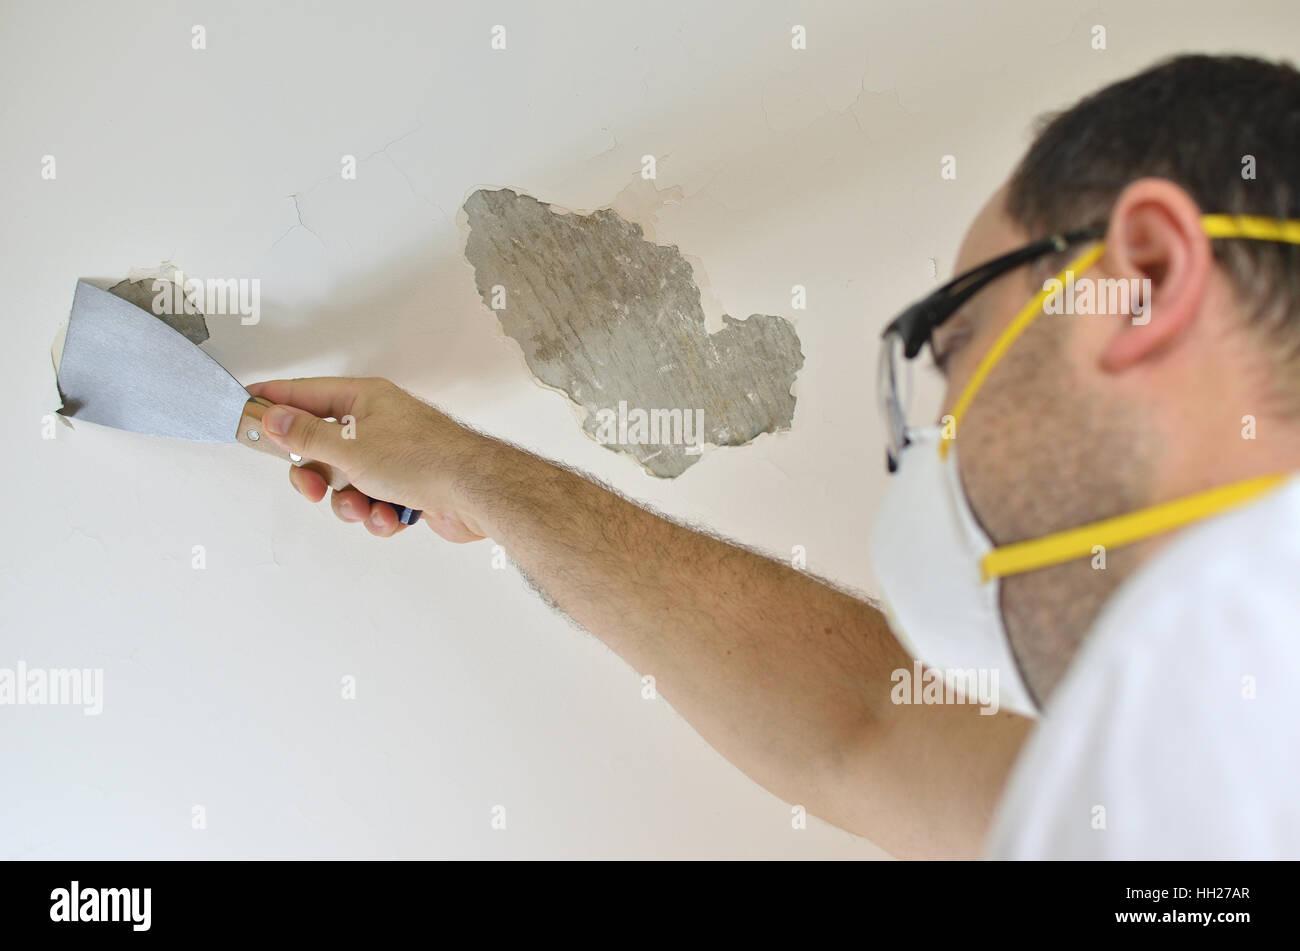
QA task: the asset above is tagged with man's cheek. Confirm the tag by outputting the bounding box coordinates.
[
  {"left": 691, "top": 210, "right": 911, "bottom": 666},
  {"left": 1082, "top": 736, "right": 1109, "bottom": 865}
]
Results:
[
  {"left": 939, "top": 351, "right": 981, "bottom": 416},
  {"left": 956, "top": 436, "right": 1003, "bottom": 540}
]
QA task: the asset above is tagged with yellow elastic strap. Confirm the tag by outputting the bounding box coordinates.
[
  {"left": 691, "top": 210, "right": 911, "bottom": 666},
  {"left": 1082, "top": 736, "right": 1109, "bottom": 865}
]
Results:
[
  {"left": 1201, "top": 214, "right": 1300, "bottom": 243},
  {"left": 939, "top": 242, "right": 1105, "bottom": 459},
  {"left": 981, "top": 473, "right": 1287, "bottom": 581}
]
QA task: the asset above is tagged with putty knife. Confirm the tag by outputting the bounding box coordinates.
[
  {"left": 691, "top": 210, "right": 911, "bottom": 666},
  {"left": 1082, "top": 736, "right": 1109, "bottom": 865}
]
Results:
[{"left": 55, "top": 280, "right": 422, "bottom": 525}]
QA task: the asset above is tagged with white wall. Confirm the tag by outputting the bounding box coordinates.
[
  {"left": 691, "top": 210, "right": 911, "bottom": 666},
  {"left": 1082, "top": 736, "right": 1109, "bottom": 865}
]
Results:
[{"left": 3, "top": 0, "right": 1296, "bottom": 858}]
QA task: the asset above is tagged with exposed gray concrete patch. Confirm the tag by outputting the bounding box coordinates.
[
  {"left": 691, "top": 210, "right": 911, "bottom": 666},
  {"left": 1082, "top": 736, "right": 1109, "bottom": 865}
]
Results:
[
  {"left": 462, "top": 188, "right": 803, "bottom": 477},
  {"left": 108, "top": 277, "right": 209, "bottom": 344}
]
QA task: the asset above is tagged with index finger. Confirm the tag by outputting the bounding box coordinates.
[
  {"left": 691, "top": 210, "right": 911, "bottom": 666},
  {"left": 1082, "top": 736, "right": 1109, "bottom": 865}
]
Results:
[{"left": 245, "top": 377, "right": 363, "bottom": 420}]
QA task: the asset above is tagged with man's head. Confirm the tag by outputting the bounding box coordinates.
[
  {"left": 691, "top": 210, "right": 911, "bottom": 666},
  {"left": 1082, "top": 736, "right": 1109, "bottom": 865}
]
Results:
[{"left": 931, "top": 54, "right": 1300, "bottom": 701}]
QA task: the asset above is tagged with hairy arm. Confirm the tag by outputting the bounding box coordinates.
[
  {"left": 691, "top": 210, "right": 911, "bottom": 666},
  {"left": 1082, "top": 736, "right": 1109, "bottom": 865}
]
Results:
[{"left": 249, "top": 377, "right": 1032, "bottom": 858}]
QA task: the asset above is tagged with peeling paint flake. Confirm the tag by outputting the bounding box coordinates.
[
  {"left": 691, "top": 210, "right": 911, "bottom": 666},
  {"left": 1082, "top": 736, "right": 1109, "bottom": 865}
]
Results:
[{"left": 463, "top": 188, "right": 804, "bottom": 477}]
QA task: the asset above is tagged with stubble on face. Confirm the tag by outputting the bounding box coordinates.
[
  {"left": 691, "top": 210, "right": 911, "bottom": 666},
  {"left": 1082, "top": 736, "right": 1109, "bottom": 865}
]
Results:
[{"left": 943, "top": 188, "right": 1159, "bottom": 703}]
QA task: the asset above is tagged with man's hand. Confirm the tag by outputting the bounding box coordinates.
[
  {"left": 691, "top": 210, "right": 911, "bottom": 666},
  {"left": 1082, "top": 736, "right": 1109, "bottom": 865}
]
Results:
[{"left": 246, "top": 377, "right": 486, "bottom": 542}]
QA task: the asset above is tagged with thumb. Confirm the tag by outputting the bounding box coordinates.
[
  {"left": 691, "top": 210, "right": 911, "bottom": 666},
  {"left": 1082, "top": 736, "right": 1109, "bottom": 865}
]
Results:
[{"left": 262, "top": 404, "right": 346, "bottom": 465}]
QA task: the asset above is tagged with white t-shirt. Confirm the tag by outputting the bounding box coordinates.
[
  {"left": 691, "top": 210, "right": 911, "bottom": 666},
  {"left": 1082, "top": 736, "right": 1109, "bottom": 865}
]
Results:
[{"left": 985, "top": 474, "right": 1300, "bottom": 859}]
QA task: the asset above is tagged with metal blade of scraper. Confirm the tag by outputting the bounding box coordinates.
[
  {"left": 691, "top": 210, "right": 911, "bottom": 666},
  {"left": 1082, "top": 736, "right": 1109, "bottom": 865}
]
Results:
[
  {"left": 58, "top": 280, "right": 250, "bottom": 440},
  {"left": 56, "top": 280, "right": 421, "bottom": 524}
]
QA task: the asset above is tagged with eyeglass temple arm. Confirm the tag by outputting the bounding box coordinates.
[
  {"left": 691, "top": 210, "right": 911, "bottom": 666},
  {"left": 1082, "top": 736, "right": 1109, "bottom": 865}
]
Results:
[{"left": 895, "top": 224, "right": 1107, "bottom": 357}]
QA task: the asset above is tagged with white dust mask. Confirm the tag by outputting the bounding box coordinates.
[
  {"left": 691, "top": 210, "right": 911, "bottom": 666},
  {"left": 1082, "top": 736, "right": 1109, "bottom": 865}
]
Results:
[{"left": 870, "top": 427, "right": 1038, "bottom": 717}]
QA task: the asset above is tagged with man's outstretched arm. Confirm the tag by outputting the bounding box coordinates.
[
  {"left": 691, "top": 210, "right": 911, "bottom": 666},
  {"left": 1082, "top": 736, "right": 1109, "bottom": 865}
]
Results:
[{"left": 248, "top": 377, "right": 1032, "bottom": 858}]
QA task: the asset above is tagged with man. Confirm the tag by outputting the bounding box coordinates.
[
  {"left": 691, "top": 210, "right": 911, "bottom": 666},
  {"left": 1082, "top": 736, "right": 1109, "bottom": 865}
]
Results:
[{"left": 248, "top": 54, "right": 1300, "bottom": 859}]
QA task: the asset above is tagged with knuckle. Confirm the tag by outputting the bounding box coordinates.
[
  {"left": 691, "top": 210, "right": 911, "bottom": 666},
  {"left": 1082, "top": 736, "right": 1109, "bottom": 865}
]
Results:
[{"left": 295, "top": 414, "right": 320, "bottom": 450}]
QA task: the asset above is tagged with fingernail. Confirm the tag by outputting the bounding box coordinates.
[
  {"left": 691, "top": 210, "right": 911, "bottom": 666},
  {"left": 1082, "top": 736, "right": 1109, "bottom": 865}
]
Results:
[
  {"left": 264, "top": 406, "right": 293, "bottom": 436},
  {"left": 367, "top": 512, "right": 383, "bottom": 530}
]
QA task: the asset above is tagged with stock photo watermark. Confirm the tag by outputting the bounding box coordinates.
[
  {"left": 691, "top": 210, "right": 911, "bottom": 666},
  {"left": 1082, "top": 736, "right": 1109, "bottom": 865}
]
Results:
[
  {"left": 890, "top": 661, "right": 1000, "bottom": 715},
  {"left": 0, "top": 661, "right": 103, "bottom": 715},
  {"left": 1043, "top": 271, "right": 1152, "bottom": 325},
  {"left": 50, "top": 882, "right": 150, "bottom": 932},
  {"left": 593, "top": 400, "right": 705, "bottom": 454},
  {"left": 151, "top": 269, "right": 261, "bottom": 325}
]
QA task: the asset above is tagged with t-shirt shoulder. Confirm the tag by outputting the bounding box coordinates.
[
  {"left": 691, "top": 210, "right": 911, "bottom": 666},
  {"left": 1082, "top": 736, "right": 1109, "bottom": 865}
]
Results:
[{"left": 985, "top": 475, "right": 1300, "bottom": 859}]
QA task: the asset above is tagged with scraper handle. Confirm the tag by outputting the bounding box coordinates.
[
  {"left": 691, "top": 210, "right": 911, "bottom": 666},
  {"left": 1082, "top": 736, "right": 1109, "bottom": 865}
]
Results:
[{"left": 236, "top": 398, "right": 423, "bottom": 526}]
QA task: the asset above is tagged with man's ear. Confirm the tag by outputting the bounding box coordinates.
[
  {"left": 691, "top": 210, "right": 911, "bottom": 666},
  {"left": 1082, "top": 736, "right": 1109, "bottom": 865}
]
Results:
[{"left": 1098, "top": 178, "right": 1213, "bottom": 373}]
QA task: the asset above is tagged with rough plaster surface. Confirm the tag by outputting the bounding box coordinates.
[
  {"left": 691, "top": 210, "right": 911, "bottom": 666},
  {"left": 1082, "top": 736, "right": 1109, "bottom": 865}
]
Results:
[
  {"left": 107, "top": 275, "right": 209, "bottom": 345},
  {"left": 463, "top": 188, "right": 804, "bottom": 477}
]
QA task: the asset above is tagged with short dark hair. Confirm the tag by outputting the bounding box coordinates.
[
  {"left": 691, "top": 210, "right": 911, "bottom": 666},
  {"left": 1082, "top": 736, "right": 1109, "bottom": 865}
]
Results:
[{"left": 1006, "top": 54, "right": 1300, "bottom": 373}]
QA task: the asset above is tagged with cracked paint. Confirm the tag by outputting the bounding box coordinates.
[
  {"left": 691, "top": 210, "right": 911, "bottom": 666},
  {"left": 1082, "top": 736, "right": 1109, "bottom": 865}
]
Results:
[{"left": 462, "top": 187, "right": 804, "bottom": 477}]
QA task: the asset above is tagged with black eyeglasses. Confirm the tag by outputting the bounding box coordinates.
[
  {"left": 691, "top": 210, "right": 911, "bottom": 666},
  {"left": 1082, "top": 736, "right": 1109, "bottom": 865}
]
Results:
[{"left": 878, "top": 223, "right": 1105, "bottom": 471}]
